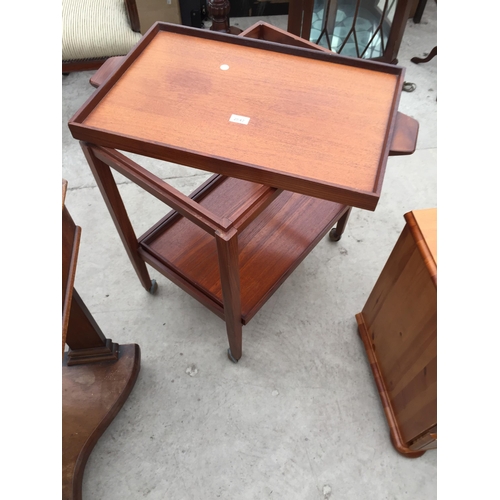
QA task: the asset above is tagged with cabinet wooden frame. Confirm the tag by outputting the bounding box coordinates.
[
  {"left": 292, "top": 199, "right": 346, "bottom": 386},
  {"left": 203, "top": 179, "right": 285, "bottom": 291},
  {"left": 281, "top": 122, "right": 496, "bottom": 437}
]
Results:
[
  {"left": 355, "top": 209, "right": 437, "bottom": 457},
  {"left": 287, "top": 0, "right": 414, "bottom": 64}
]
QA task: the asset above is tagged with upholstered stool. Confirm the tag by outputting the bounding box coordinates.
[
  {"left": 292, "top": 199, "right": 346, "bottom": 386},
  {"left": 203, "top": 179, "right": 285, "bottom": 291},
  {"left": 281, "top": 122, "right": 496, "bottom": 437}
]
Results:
[{"left": 62, "top": 0, "right": 142, "bottom": 72}]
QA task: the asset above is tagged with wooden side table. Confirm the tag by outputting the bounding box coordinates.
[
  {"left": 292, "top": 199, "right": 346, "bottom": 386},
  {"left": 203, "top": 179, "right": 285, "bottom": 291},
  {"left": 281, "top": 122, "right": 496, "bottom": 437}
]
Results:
[
  {"left": 69, "top": 22, "right": 417, "bottom": 363},
  {"left": 355, "top": 208, "right": 437, "bottom": 457},
  {"left": 62, "top": 180, "right": 141, "bottom": 499}
]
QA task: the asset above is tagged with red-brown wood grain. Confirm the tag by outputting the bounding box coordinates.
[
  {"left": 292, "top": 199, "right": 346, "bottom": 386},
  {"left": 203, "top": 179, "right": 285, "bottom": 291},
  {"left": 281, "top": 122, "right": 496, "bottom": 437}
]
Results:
[
  {"left": 240, "top": 21, "right": 331, "bottom": 52},
  {"left": 389, "top": 112, "right": 419, "bottom": 156},
  {"left": 63, "top": 181, "right": 141, "bottom": 499},
  {"left": 81, "top": 143, "right": 154, "bottom": 291},
  {"left": 62, "top": 181, "right": 81, "bottom": 356},
  {"left": 63, "top": 345, "right": 140, "bottom": 500},
  {"left": 215, "top": 229, "right": 242, "bottom": 360},
  {"left": 141, "top": 176, "right": 349, "bottom": 324},
  {"left": 356, "top": 209, "right": 437, "bottom": 456},
  {"left": 69, "top": 23, "right": 405, "bottom": 211},
  {"left": 125, "top": 0, "right": 141, "bottom": 32},
  {"left": 72, "top": 22, "right": 415, "bottom": 362},
  {"left": 405, "top": 208, "right": 437, "bottom": 284},
  {"left": 89, "top": 56, "right": 126, "bottom": 88}
]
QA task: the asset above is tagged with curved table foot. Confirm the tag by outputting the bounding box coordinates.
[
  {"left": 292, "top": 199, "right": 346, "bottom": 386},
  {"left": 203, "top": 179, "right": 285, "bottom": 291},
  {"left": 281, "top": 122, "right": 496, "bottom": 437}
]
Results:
[
  {"left": 411, "top": 46, "right": 437, "bottom": 64},
  {"left": 62, "top": 344, "right": 141, "bottom": 500}
]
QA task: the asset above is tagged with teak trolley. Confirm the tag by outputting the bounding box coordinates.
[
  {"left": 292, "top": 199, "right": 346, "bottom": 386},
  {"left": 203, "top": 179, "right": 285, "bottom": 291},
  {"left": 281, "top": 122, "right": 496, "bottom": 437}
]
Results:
[{"left": 68, "top": 22, "right": 418, "bottom": 362}]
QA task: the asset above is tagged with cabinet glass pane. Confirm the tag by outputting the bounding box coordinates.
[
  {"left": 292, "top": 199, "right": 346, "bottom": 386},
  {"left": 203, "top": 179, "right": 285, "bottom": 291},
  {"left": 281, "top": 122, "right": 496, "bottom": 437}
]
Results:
[{"left": 310, "top": 0, "right": 397, "bottom": 59}]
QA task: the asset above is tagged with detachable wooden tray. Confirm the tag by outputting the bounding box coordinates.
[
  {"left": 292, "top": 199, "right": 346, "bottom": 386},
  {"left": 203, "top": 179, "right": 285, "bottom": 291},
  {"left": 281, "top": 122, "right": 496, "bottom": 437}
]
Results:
[
  {"left": 69, "top": 22, "right": 405, "bottom": 211},
  {"left": 139, "top": 175, "right": 349, "bottom": 324}
]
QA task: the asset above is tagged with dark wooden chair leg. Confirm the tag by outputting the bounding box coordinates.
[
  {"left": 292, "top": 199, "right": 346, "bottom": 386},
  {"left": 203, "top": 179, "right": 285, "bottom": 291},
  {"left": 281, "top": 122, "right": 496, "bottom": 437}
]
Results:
[
  {"left": 216, "top": 229, "right": 243, "bottom": 362},
  {"left": 62, "top": 178, "right": 141, "bottom": 500},
  {"left": 329, "top": 207, "right": 352, "bottom": 241},
  {"left": 80, "top": 142, "right": 155, "bottom": 292},
  {"left": 413, "top": 0, "right": 428, "bottom": 24},
  {"left": 411, "top": 46, "right": 437, "bottom": 64}
]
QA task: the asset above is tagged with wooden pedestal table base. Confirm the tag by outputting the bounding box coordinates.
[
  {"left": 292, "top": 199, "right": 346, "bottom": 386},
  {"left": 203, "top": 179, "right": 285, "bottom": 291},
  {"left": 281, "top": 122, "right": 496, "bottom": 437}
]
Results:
[
  {"left": 62, "top": 345, "right": 141, "bottom": 500},
  {"left": 63, "top": 180, "right": 141, "bottom": 498}
]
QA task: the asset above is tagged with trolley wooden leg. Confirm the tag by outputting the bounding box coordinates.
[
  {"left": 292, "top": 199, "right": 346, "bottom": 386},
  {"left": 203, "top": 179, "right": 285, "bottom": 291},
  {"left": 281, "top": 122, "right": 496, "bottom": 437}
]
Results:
[
  {"left": 80, "top": 142, "right": 154, "bottom": 292},
  {"left": 215, "top": 229, "right": 242, "bottom": 362},
  {"left": 329, "top": 206, "right": 352, "bottom": 241},
  {"left": 335, "top": 206, "right": 352, "bottom": 237}
]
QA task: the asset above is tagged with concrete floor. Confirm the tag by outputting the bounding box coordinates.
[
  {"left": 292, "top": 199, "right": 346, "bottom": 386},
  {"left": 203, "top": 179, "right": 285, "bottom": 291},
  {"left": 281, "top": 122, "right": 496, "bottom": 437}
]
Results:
[{"left": 62, "top": 4, "right": 437, "bottom": 499}]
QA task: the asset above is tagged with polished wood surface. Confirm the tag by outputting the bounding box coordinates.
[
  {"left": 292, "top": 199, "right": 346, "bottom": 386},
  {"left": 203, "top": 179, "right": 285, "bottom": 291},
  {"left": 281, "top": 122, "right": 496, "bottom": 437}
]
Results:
[
  {"left": 89, "top": 56, "right": 125, "bottom": 88},
  {"left": 81, "top": 143, "right": 155, "bottom": 292},
  {"left": 287, "top": 0, "right": 314, "bottom": 40},
  {"left": 62, "top": 180, "right": 81, "bottom": 356},
  {"left": 356, "top": 209, "right": 437, "bottom": 456},
  {"left": 240, "top": 21, "right": 331, "bottom": 52},
  {"left": 63, "top": 345, "right": 140, "bottom": 500},
  {"left": 64, "top": 178, "right": 117, "bottom": 364},
  {"left": 71, "top": 23, "right": 414, "bottom": 361},
  {"left": 69, "top": 23, "right": 405, "bottom": 211},
  {"left": 408, "top": 208, "right": 437, "bottom": 266},
  {"left": 125, "top": 0, "right": 141, "bottom": 32},
  {"left": 63, "top": 58, "right": 108, "bottom": 74},
  {"left": 207, "top": 0, "right": 242, "bottom": 34},
  {"left": 62, "top": 181, "right": 141, "bottom": 498},
  {"left": 89, "top": 67, "right": 417, "bottom": 158},
  {"left": 66, "top": 289, "right": 120, "bottom": 365},
  {"left": 140, "top": 175, "right": 349, "bottom": 324},
  {"left": 389, "top": 112, "right": 419, "bottom": 156},
  {"left": 88, "top": 21, "right": 328, "bottom": 90}
]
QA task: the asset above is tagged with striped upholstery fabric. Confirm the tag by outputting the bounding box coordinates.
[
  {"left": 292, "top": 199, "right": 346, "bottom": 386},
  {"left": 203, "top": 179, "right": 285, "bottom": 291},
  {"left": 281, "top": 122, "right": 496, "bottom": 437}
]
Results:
[{"left": 62, "top": 0, "right": 142, "bottom": 61}]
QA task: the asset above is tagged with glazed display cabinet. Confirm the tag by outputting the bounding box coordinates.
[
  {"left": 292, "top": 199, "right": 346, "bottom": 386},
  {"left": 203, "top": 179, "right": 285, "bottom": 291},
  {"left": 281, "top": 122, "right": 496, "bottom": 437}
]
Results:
[{"left": 288, "top": 0, "right": 414, "bottom": 63}]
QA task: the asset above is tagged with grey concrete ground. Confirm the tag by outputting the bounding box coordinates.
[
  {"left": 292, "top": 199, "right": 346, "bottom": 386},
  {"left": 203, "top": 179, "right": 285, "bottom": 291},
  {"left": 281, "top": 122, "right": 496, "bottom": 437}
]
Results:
[{"left": 62, "top": 4, "right": 437, "bottom": 499}]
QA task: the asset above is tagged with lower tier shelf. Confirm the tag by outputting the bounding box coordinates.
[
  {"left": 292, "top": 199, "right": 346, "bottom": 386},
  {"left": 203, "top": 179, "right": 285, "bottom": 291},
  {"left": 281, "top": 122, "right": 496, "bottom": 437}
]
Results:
[{"left": 139, "top": 176, "right": 348, "bottom": 324}]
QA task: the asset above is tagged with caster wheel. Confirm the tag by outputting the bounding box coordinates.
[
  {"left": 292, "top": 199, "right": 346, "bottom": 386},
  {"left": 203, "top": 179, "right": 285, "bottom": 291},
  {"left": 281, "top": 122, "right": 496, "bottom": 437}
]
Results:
[
  {"left": 227, "top": 348, "right": 239, "bottom": 363},
  {"left": 148, "top": 279, "right": 158, "bottom": 295},
  {"left": 329, "top": 228, "right": 341, "bottom": 242}
]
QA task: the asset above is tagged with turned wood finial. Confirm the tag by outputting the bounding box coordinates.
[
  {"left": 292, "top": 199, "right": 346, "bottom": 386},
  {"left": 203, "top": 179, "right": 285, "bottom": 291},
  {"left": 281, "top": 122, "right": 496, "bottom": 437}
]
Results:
[{"left": 207, "top": 0, "right": 232, "bottom": 32}]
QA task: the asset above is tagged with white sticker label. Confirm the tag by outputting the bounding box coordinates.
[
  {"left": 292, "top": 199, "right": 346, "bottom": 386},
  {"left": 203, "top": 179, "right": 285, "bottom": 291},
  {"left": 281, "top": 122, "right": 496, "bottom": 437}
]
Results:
[{"left": 229, "top": 114, "right": 250, "bottom": 125}]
